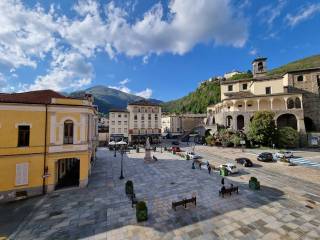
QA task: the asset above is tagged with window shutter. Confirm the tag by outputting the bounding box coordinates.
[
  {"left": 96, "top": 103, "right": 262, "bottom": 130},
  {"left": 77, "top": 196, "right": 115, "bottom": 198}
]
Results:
[{"left": 16, "top": 163, "right": 29, "bottom": 186}]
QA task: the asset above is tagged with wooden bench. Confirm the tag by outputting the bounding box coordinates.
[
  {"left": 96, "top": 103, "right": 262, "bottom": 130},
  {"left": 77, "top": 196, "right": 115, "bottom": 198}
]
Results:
[
  {"left": 219, "top": 186, "right": 239, "bottom": 198},
  {"left": 172, "top": 196, "right": 196, "bottom": 211}
]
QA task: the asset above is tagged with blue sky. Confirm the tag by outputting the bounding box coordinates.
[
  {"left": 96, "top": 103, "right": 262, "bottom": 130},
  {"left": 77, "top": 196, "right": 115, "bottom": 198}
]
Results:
[{"left": 0, "top": 0, "right": 320, "bottom": 101}]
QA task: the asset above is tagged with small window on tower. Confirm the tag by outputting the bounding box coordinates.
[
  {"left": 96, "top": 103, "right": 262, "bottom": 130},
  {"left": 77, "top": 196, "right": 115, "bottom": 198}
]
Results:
[
  {"left": 228, "top": 85, "right": 233, "bottom": 91},
  {"left": 242, "top": 83, "right": 247, "bottom": 90},
  {"left": 297, "top": 75, "right": 303, "bottom": 82},
  {"left": 265, "top": 87, "right": 271, "bottom": 95},
  {"left": 317, "top": 75, "right": 320, "bottom": 87}
]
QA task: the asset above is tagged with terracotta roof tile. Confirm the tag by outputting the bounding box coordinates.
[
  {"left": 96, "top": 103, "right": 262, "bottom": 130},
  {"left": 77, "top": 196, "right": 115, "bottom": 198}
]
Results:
[{"left": 0, "top": 90, "right": 69, "bottom": 104}]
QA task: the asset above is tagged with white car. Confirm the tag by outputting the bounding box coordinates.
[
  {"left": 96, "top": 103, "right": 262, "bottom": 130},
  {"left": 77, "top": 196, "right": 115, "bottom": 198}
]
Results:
[
  {"left": 274, "top": 151, "right": 293, "bottom": 159},
  {"left": 187, "top": 152, "right": 201, "bottom": 159},
  {"left": 219, "top": 163, "right": 238, "bottom": 174}
]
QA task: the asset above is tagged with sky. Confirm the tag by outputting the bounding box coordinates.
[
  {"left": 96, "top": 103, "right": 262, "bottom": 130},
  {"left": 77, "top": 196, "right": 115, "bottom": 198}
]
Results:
[{"left": 0, "top": 0, "right": 320, "bottom": 101}]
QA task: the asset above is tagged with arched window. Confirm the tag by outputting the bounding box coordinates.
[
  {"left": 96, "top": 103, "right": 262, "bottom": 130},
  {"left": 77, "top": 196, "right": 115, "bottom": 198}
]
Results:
[
  {"left": 294, "top": 97, "right": 301, "bottom": 109},
  {"left": 258, "top": 62, "right": 264, "bottom": 72},
  {"left": 287, "top": 99, "right": 294, "bottom": 109},
  {"left": 64, "top": 120, "right": 74, "bottom": 144},
  {"left": 226, "top": 116, "right": 233, "bottom": 128}
]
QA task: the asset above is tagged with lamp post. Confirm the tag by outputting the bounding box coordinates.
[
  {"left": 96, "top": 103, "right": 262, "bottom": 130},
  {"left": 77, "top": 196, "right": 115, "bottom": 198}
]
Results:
[{"left": 117, "top": 140, "right": 127, "bottom": 180}]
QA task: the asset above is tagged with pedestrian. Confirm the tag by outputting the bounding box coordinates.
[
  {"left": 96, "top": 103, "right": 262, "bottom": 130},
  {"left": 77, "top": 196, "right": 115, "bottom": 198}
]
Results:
[
  {"left": 192, "top": 161, "right": 195, "bottom": 169},
  {"left": 221, "top": 177, "right": 225, "bottom": 185},
  {"left": 199, "top": 161, "right": 202, "bottom": 170},
  {"left": 208, "top": 165, "right": 211, "bottom": 174}
]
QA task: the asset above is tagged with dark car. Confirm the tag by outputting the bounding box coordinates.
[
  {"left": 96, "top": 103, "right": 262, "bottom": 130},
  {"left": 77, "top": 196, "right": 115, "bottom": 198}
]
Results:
[
  {"left": 235, "top": 158, "right": 253, "bottom": 167},
  {"left": 172, "top": 141, "right": 179, "bottom": 145},
  {"left": 257, "top": 152, "right": 273, "bottom": 162},
  {"left": 171, "top": 146, "right": 181, "bottom": 152}
]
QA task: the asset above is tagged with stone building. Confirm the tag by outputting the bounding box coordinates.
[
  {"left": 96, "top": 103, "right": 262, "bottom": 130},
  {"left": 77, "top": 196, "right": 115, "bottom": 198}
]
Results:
[
  {"left": 108, "top": 109, "right": 129, "bottom": 143},
  {"left": 206, "top": 57, "right": 320, "bottom": 145}
]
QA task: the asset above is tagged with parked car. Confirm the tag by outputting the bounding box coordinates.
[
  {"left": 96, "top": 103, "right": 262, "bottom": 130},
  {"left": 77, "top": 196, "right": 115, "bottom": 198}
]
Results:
[
  {"left": 171, "top": 141, "right": 179, "bottom": 145},
  {"left": 171, "top": 146, "right": 181, "bottom": 152},
  {"left": 187, "top": 152, "right": 201, "bottom": 159},
  {"left": 235, "top": 158, "right": 253, "bottom": 167},
  {"left": 274, "top": 151, "right": 293, "bottom": 159},
  {"left": 257, "top": 152, "right": 274, "bottom": 162},
  {"left": 219, "top": 163, "right": 239, "bottom": 174}
]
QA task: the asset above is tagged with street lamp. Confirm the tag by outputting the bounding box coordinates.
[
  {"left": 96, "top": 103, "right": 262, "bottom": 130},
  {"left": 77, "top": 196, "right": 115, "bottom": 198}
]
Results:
[
  {"left": 117, "top": 140, "right": 127, "bottom": 180},
  {"left": 109, "top": 141, "right": 116, "bottom": 157}
]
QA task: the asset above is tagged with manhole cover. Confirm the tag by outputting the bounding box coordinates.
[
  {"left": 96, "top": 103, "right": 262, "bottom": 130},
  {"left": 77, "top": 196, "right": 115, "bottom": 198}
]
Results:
[{"left": 49, "top": 210, "right": 63, "bottom": 217}]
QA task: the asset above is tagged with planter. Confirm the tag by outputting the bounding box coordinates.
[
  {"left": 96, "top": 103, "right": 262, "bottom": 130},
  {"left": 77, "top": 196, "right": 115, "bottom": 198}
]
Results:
[
  {"left": 125, "top": 181, "right": 134, "bottom": 195},
  {"left": 220, "top": 168, "right": 228, "bottom": 176},
  {"left": 249, "top": 177, "right": 260, "bottom": 190},
  {"left": 136, "top": 201, "right": 148, "bottom": 222}
]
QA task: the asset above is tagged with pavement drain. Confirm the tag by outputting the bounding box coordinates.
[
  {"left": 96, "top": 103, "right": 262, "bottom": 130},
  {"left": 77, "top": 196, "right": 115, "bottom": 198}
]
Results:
[{"left": 49, "top": 210, "right": 63, "bottom": 217}]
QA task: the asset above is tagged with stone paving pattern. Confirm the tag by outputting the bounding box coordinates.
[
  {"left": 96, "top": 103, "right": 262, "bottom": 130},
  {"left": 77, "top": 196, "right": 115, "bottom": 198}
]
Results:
[{"left": 8, "top": 148, "right": 320, "bottom": 239}]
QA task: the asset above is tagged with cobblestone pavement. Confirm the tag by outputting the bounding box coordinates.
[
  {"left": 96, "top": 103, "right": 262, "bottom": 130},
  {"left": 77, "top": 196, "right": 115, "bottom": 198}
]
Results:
[{"left": 8, "top": 148, "right": 320, "bottom": 239}]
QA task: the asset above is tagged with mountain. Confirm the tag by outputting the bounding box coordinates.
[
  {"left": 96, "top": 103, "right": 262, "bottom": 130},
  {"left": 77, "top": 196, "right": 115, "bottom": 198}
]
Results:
[
  {"left": 162, "top": 80, "right": 221, "bottom": 114},
  {"left": 162, "top": 54, "right": 320, "bottom": 114},
  {"left": 69, "top": 85, "right": 163, "bottom": 114}
]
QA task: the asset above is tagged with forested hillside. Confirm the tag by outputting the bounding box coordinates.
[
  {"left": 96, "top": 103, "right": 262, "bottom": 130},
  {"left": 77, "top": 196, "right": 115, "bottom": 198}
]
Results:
[{"left": 162, "top": 80, "right": 221, "bottom": 113}]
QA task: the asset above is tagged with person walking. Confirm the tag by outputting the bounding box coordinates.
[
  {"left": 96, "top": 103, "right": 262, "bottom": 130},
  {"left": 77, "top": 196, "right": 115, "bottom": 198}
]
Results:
[
  {"left": 192, "top": 161, "right": 195, "bottom": 169},
  {"left": 208, "top": 165, "right": 211, "bottom": 174},
  {"left": 221, "top": 177, "right": 225, "bottom": 185},
  {"left": 199, "top": 161, "right": 202, "bottom": 170}
]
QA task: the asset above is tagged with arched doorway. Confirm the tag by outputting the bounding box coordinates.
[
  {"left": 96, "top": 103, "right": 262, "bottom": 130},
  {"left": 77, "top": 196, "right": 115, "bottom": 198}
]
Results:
[
  {"left": 304, "top": 117, "right": 315, "bottom": 132},
  {"left": 55, "top": 158, "right": 80, "bottom": 190},
  {"left": 237, "top": 115, "right": 245, "bottom": 130},
  {"left": 277, "top": 114, "right": 297, "bottom": 130}
]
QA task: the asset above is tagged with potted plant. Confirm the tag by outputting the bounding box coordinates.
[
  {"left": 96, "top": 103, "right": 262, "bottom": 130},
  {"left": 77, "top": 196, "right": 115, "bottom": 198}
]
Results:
[
  {"left": 136, "top": 201, "right": 148, "bottom": 222},
  {"left": 249, "top": 177, "right": 260, "bottom": 190},
  {"left": 220, "top": 166, "right": 228, "bottom": 176},
  {"left": 125, "top": 180, "right": 134, "bottom": 195},
  {"left": 186, "top": 155, "right": 190, "bottom": 160}
]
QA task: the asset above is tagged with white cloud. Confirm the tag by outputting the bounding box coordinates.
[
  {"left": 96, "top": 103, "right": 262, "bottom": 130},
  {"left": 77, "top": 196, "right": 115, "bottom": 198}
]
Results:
[
  {"left": 286, "top": 3, "right": 320, "bottom": 27},
  {"left": 119, "top": 78, "right": 130, "bottom": 85},
  {"left": 0, "top": 0, "right": 58, "bottom": 68},
  {"left": 108, "top": 85, "right": 131, "bottom": 94},
  {"left": 104, "top": 0, "right": 248, "bottom": 57},
  {"left": 26, "top": 51, "right": 93, "bottom": 91},
  {"left": 258, "top": 0, "right": 287, "bottom": 27},
  {"left": 136, "top": 88, "right": 152, "bottom": 98},
  {"left": 249, "top": 48, "right": 258, "bottom": 56}
]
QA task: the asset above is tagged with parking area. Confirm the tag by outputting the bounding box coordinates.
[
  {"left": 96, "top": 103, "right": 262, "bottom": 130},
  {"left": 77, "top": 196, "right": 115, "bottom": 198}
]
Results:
[{"left": 1, "top": 147, "right": 320, "bottom": 240}]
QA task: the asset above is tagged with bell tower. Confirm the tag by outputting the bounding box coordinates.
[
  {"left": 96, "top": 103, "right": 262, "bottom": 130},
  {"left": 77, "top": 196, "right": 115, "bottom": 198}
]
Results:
[{"left": 252, "top": 57, "right": 267, "bottom": 78}]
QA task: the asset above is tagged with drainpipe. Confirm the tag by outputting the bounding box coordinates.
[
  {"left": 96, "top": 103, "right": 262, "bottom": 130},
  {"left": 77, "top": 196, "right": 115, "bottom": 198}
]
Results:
[{"left": 42, "top": 104, "right": 48, "bottom": 195}]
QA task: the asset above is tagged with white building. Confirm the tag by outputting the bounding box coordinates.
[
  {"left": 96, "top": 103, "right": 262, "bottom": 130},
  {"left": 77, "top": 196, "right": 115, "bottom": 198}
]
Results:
[{"left": 109, "top": 109, "right": 129, "bottom": 142}]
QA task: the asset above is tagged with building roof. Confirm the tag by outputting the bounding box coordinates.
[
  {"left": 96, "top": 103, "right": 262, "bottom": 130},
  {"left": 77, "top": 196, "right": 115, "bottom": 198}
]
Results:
[
  {"left": 224, "top": 91, "right": 255, "bottom": 99},
  {"left": 0, "top": 90, "right": 70, "bottom": 104},
  {"left": 128, "top": 99, "right": 160, "bottom": 106},
  {"left": 109, "top": 109, "right": 129, "bottom": 113},
  {"left": 221, "top": 75, "right": 281, "bottom": 84},
  {"left": 223, "top": 92, "right": 301, "bottom": 101},
  {"left": 252, "top": 57, "right": 267, "bottom": 63}
]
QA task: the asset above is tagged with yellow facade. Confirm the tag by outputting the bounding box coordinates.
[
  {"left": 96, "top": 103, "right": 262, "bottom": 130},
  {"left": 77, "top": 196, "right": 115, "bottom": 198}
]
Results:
[{"left": 0, "top": 92, "right": 98, "bottom": 202}]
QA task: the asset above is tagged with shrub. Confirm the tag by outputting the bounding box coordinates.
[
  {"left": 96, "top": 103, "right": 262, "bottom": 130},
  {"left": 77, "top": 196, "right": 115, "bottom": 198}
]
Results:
[
  {"left": 125, "top": 180, "right": 134, "bottom": 195},
  {"left": 250, "top": 177, "right": 257, "bottom": 182},
  {"left": 205, "top": 135, "right": 214, "bottom": 146},
  {"left": 186, "top": 155, "right": 190, "bottom": 160},
  {"left": 277, "top": 127, "right": 299, "bottom": 148},
  {"left": 136, "top": 201, "right": 148, "bottom": 222},
  {"left": 249, "top": 177, "right": 260, "bottom": 190},
  {"left": 231, "top": 134, "right": 241, "bottom": 147}
]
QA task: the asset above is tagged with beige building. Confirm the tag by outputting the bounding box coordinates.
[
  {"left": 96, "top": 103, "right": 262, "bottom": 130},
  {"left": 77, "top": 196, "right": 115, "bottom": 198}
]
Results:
[
  {"left": 162, "top": 113, "right": 206, "bottom": 134},
  {"left": 206, "top": 57, "right": 320, "bottom": 143},
  {"left": 109, "top": 109, "right": 129, "bottom": 142},
  {"left": 127, "top": 100, "right": 161, "bottom": 144}
]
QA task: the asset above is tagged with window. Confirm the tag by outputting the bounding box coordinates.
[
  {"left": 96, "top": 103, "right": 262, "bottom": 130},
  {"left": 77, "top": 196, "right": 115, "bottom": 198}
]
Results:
[
  {"left": 118, "top": 121, "right": 121, "bottom": 125},
  {"left": 134, "top": 114, "right": 137, "bottom": 120},
  {"left": 258, "top": 62, "right": 263, "bottom": 72},
  {"left": 118, "top": 114, "right": 121, "bottom": 118},
  {"left": 124, "top": 114, "right": 127, "bottom": 118},
  {"left": 238, "top": 105, "right": 242, "bottom": 107},
  {"left": 297, "top": 75, "right": 303, "bottom": 82},
  {"left": 124, "top": 121, "right": 127, "bottom": 125},
  {"left": 118, "top": 128, "right": 121, "bottom": 133},
  {"left": 155, "top": 114, "right": 158, "bottom": 120},
  {"left": 141, "top": 114, "right": 145, "bottom": 120},
  {"left": 242, "top": 83, "right": 247, "bottom": 90},
  {"left": 18, "top": 125, "right": 30, "bottom": 147},
  {"left": 124, "top": 128, "right": 127, "bottom": 132},
  {"left": 63, "top": 120, "right": 73, "bottom": 144},
  {"left": 148, "top": 114, "right": 151, "bottom": 120},
  {"left": 16, "top": 163, "right": 29, "bottom": 186},
  {"left": 228, "top": 85, "right": 233, "bottom": 91},
  {"left": 112, "top": 121, "right": 115, "bottom": 125},
  {"left": 317, "top": 75, "right": 320, "bottom": 88},
  {"left": 265, "top": 87, "right": 271, "bottom": 95},
  {"left": 112, "top": 128, "right": 115, "bottom": 133}
]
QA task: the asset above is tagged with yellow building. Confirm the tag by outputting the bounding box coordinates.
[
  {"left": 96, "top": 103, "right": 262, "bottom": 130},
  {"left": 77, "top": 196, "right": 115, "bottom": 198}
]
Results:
[{"left": 0, "top": 90, "right": 98, "bottom": 202}]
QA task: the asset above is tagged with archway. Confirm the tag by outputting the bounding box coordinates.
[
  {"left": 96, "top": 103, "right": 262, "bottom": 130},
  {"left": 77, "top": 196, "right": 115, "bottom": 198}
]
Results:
[
  {"left": 304, "top": 117, "right": 315, "bottom": 132},
  {"left": 277, "top": 114, "right": 297, "bottom": 130},
  {"left": 55, "top": 158, "right": 80, "bottom": 190},
  {"left": 237, "top": 115, "right": 245, "bottom": 130}
]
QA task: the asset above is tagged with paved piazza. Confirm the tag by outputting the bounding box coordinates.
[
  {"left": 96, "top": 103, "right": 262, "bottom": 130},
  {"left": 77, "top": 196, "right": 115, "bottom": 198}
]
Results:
[{"left": 3, "top": 147, "right": 320, "bottom": 240}]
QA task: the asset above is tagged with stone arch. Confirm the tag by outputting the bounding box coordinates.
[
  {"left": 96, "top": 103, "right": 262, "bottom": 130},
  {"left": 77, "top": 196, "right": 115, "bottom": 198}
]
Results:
[
  {"left": 237, "top": 115, "right": 245, "bottom": 130},
  {"left": 277, "top": 113, "right": 297, "bottom": 130},
  {"left": 304, "top": 117, "right": 315, "bottom": 132},
  {"left": 287, "top": 98, "right": 294, "bottom": 109},
  {"left": 259, "top": 99, "right": 271, "bottom": 110},
  {"left": 294, "top": 97, "right": 302, "bottom": 109},
  {"left": 55, "top": 158, "right": 80, "bottom": 190},
  {"left": 272, "top": 98, "right": 285, "bottom": 110}
]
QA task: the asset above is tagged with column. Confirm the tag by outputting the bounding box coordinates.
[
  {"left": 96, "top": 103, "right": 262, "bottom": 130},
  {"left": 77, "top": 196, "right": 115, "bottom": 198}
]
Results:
[
  {"left": 257, "top": 99, "right": 260, "bottom": 111},
  {"left": 299, "top": 96, "right": 303, "bottom": 109},
  {"left": 270, "top": 98, "right": 274, "bottom": 111},
  {"left": 244, "top": 100, "right": 247, "bottom": 111},
  {"left": 284, "top": 97, "right": 288, "bottom": 110}
]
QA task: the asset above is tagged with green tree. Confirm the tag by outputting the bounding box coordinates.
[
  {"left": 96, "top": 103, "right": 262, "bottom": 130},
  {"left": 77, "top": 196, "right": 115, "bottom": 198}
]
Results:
[
  {"left": 277, "top": 127, "right": 299, "bottom": 148},
  {"left": 247, "top": 111, "right": 277, "bottom": 146}
]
